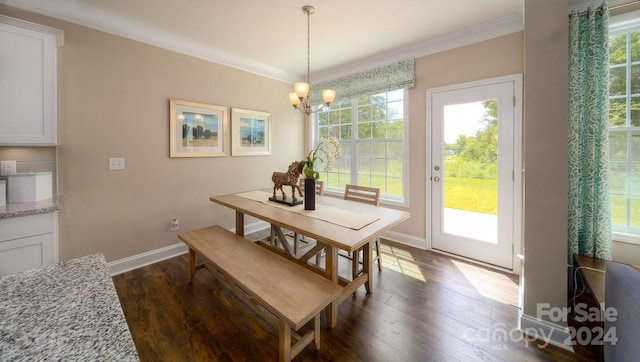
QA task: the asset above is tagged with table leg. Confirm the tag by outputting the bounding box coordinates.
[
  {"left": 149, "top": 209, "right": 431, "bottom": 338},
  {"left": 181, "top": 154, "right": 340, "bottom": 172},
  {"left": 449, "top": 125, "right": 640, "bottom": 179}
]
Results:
[
  {"left": 235, "top": 211, "right": 244, "bottom": 236},
  {"left": 324, "top": 245, "right": 339, "bottom": 329},
  {"left": 188, "top": 248, "right": 196, "bottom": 284},
  {"left": 364, "top": 240, "right": 373, "bottom": 294}
]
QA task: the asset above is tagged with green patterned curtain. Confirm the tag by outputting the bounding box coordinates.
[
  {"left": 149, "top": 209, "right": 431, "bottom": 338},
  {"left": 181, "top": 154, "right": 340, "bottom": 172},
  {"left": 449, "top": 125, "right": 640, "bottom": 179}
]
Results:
[
  {"left": 568, "top": 2, "right": 612, "bottom": 262},
  {"left": 309, "top": 58, "right": 415, "bottom": 103}
]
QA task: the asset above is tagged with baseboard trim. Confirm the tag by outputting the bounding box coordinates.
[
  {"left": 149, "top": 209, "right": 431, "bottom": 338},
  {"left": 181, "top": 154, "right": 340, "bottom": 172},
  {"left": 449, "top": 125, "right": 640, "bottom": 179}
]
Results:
[
  {"left": 519, "top": 313, "right": 575, "bottom": 353},
  {"left": 107, "top": 221, "right": 269, "bottom": 276},
  {"left": 382, "top": 230, "right": 427, "bottom": 250},
  {"left": 107, "top": 242, "right": 188, "bottom": 276}
]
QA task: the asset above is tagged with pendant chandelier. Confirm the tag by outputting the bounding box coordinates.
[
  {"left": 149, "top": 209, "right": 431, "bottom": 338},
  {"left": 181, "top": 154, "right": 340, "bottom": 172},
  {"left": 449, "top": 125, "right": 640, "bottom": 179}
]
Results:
[{"left": 288, "top": 5, "right": 336, "bottom": 116}]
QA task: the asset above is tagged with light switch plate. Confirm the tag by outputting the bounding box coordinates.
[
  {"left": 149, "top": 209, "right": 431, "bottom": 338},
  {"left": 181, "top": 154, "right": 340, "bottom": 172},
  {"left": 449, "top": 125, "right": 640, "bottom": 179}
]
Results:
[{"left": 0, "top": 160, "right": 17, "bottom": 176}]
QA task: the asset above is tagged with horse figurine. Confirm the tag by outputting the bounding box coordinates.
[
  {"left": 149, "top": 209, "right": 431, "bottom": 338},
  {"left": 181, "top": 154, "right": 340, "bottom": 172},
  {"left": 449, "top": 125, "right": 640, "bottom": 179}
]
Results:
[{"left": 272, "top": 161, "right": 303, "bottom": 202}]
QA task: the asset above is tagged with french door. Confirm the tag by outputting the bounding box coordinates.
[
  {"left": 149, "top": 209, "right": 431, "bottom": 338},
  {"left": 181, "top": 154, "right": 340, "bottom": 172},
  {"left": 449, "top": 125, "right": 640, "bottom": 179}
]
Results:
[{"left": 427, "top": 76, "right": 520, "bottom": 270}]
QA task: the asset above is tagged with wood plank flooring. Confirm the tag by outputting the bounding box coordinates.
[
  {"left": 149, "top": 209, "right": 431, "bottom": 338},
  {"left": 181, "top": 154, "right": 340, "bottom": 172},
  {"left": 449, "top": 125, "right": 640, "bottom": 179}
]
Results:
[{"left": 112, "top": 239, "right": 595, "bottom": 361}]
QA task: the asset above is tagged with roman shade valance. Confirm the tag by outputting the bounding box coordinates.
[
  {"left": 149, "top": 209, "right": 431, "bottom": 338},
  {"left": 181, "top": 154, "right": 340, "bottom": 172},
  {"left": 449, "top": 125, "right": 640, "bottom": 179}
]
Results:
[{"left": 309, "top": 58, "right": 415, "bottom": 104}]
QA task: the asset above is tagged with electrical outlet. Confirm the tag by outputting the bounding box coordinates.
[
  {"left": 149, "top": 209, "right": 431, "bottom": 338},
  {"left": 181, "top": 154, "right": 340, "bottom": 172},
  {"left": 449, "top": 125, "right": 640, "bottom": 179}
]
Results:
[
  {"left": 170, "top": 218, "right": 179, "bottom": 231},
  {"left": 0, "top": 160, "right": 17, "bottom": 176},
  {"left": 108, "top": 158, "right": 125, "bottom": 171}
]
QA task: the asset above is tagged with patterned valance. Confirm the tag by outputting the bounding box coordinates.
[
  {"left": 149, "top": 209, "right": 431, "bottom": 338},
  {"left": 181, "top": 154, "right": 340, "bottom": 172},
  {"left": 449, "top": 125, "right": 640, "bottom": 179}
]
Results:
[{"left": 309, "top": 58, "right": 415, "bottom": 103}]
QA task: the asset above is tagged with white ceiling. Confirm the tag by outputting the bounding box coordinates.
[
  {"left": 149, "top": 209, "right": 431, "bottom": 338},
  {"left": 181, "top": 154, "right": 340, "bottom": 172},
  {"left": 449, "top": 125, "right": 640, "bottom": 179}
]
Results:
[{"left": 2, "top": 0, "right": 526, "bottom": 83}]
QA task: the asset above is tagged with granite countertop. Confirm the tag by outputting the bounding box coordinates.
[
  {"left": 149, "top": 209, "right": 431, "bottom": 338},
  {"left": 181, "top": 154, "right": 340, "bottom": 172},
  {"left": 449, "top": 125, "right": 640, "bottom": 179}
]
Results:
[
  {"left": 0, "top": 253, "right": 139, "bottom": 361},
  {"left": 0, "top": 196, "right": 60, "bottom": 219}
]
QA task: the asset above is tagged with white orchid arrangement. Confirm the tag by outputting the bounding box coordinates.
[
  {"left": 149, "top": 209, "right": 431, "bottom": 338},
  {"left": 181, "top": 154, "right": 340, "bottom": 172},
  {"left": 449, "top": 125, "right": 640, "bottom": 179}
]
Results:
[{"left": 298, "top": 136, "right": 342, "bottom": 180}]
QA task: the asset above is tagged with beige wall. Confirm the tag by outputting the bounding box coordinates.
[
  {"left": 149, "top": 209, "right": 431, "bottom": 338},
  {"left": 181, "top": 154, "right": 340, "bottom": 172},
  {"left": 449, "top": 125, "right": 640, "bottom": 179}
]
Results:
[
  {"left": 0, "top": 5, "right": 304, "bottom": 262},
  {"left": 521, "top": 0, "right": 569, "bottom": 321}
]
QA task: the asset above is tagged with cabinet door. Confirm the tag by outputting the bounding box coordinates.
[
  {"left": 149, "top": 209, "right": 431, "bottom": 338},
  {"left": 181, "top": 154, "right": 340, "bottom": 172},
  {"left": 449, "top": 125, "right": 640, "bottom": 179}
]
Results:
[
  {"left": 0, "top": 212, "right": 57, "bottom": 276},
  {"left": 0, "top": 21, "right": 57, "bottom": 145}
]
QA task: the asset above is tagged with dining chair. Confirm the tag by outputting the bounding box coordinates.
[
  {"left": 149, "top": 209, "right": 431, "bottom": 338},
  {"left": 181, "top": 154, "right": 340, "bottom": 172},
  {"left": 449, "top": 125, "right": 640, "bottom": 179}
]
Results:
[{"left": 343, "top": 184, "right": 382, "bottom": 279}]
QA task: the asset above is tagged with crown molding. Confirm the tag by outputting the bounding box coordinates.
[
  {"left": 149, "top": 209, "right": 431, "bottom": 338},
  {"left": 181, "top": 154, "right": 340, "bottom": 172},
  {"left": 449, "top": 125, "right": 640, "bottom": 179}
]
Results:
[
  {"left": 0, "top": 0, "right": 297, "bottom": 83},
  {"left": 311, "top": 13, "right": 523, "bottom": 83},
  {"left": 1, "top": 0, "right": 523, "bottom": 85}
]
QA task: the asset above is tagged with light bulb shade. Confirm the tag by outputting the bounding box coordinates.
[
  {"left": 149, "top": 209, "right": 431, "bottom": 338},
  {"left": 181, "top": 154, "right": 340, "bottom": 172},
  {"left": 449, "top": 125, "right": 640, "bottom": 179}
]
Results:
[
  {"left": 294, "top": 82, "right": 310, "bottom": 98},
  {"left": 289, "top": 92, "right": 301, "bottom": 106},
  {"left": 322, "top": 89, "right": 336, "bottom": 105}
]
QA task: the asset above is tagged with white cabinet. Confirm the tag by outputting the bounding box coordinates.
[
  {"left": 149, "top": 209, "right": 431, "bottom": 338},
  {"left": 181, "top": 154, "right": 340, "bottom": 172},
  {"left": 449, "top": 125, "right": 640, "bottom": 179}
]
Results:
[
  {"left": 0, "top": 16, "right": 63, "bottom": 145},
  {"left": 0, "top": 212, "right": 58, "bottom": 276}
]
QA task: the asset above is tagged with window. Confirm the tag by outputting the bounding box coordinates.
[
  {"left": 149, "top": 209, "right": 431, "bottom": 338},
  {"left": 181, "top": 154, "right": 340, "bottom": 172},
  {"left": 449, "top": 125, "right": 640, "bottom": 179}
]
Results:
[
  {"left": 313, "top": 89, "right": 407, "bottom": 204},
  {"left": 609, "top": 21, "right": 640, "bottom": 240}
]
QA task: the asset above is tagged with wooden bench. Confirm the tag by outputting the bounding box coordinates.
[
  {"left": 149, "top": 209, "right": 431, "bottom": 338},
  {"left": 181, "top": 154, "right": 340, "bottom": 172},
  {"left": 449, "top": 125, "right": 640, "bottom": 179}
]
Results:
[{"left": 178, "top": 225, "right": 342, "bottom": 362}]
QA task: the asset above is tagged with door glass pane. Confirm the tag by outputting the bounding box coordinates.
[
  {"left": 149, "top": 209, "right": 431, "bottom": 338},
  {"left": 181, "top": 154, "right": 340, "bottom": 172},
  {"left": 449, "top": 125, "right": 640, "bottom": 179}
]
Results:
[{"left": 442, "top": 101, "right": 498, "bottom": 243}]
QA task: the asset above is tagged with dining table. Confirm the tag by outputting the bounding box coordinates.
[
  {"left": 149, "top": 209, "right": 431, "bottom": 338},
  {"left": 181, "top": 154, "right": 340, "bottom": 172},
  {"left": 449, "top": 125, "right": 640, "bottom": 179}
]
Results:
[{"left": 210, "top": 189, "right": 410, "bottom": 329}]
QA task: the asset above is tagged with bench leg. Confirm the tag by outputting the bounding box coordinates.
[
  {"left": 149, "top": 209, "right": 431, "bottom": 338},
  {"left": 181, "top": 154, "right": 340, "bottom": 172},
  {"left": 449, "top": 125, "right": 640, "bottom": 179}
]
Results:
[{"left": 278, "top": 320, "right": 291, "bottom": 362}]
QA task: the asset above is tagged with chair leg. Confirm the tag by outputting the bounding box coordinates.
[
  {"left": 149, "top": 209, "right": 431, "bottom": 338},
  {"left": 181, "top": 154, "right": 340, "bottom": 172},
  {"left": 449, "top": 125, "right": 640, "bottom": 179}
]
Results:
[{"left": 375, "top": 238, "right": 382, "bottom": 271}]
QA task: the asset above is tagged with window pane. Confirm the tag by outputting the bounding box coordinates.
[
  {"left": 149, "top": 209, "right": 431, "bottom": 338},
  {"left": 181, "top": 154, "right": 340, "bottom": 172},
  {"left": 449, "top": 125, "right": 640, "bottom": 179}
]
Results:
[
  {"left": 371, "top": 142, "right": 385, "bottom": 158},
  {"left": 632, "top": 31, "right": 640, "bottom": 62},
  {"left": 388, "top": 101, "right": 404, "bottom": 122},
  {"left": 358, "top": 142, "right": 370, "bottom": 157},
  {"left": 358, "top": 158, "right": 371, "bottom": 175},
  {"left": 632, "top": 163, "right": 640, "bottom": 196},
  {"left": 372, "top": 121, "right": 386, "bottom": 139},
  {"left": 318, "top": 112, "right": 329, "bottom": 126},
  {"left": 611, "top": 195, "right": 626, "bottom": 227},
  {"left": 358, "top": 102, "right": 371, "bottom": 123},
  {"left": 387, "top": 159, "right": 403, "bottom": 177},
  {"left": 318, "top": 126, "right": 328, "bottom": 139},
  {"left": 610, "top": 132, "right": 627, "bottom": 161},
  {"left": 632, "top": 64, "right": 640, "bottom": 94},
  {"left": 610, "top": 163, "right": 627, "bottom": 195},
  {"left": 632, "top": 132, "right": 640, "bottom": 162},
  {"left": 632, "top": 96, "right": 640, "bottom": 127},
  {"left": 632, "top": 197, "right": 640, "bottom": 228},
  {"left": 339, "top": 109, "right": 351, "bottom": 124},
  {"left": 340, "top": 124, "right": 352, "bottom": 140},
  {"left": 610, "top": 33, "right": 627, "bottom": 65},
  {"left": 610, "top": 66, "right": 627, "bottom": 96},
  {"left": 387, "top": 141, "right": 403, "bottom": 159},
  {"left": 358, "top": 122, "right": 371, "bottom": 139},
  {"left": 609, "top": 98, "right": 627, "bottom": 127},
  {"left": 386, "top": 176, "right": 403, "bottom": 197}
]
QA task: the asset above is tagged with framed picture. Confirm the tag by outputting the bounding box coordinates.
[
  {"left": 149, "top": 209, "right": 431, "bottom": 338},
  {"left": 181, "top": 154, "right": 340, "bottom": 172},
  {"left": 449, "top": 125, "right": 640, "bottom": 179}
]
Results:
[
  {"left": 169, "top": 99, "right": 227, "bottom": 157},
  {"left": 231, "top": 108, "right": 271, "bottom": 156}
]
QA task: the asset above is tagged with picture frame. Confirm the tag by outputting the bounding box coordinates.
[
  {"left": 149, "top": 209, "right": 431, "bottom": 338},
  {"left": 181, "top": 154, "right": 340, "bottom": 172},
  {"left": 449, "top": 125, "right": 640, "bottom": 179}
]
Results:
[
  {"left": 231, "top": 108, "right": 272, "bottom": 156},
  {"left": 169, "top": 99, "right": 227, "bottom": 157}
]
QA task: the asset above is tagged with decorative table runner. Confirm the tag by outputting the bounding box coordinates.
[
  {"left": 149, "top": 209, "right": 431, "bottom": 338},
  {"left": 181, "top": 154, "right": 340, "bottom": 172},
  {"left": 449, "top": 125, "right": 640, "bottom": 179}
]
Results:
[
  {"left": 0, "top": 253, "right": 139, "bottom": 361},
  {"left": 238, "top": 190, "right": 379, "bottom": 230}
]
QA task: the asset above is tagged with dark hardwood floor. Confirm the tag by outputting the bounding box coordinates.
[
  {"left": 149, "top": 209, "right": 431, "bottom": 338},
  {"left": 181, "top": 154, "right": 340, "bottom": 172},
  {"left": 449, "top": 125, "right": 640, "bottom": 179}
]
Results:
[{"left": 112, "top": 239, "right": 595, "bottom": 361}]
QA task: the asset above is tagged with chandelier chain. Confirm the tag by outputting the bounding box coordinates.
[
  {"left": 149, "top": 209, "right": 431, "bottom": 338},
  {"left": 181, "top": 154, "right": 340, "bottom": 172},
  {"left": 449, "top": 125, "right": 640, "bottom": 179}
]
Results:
[{"left": 306, "top": 8, "right": 311, "bottom": 85}]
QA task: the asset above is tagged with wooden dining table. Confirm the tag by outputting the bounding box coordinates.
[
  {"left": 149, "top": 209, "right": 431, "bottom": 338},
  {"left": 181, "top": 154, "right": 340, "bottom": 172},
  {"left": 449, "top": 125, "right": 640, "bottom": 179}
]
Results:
[{"left": 210, "top": 190, "right": 410, "bottom": 329}]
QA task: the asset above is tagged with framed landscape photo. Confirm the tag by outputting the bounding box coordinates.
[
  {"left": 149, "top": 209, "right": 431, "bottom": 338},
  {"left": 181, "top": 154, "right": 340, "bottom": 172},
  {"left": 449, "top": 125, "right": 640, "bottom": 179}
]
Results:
[
  {"left": 231, "top": 108, "right": 271, "bottom": 156},
  {"left": 170, "top": 99, "right": 227, "bottom": 157}
]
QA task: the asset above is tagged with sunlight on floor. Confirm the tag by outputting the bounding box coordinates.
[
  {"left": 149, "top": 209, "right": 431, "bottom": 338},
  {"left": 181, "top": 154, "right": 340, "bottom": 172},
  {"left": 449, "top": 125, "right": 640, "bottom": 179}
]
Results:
[
  {"left": 451, "top": 259, "right": 519, "bottom": 306},
  {"left": 381, "top": 244, "right": 426, "bottom": 282}
]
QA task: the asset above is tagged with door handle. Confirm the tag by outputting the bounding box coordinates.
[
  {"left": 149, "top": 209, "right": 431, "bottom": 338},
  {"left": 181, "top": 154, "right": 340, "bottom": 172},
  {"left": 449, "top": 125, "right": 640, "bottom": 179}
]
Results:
[{"left": 433, "top": 176, "right": 440, "bottom": 182}]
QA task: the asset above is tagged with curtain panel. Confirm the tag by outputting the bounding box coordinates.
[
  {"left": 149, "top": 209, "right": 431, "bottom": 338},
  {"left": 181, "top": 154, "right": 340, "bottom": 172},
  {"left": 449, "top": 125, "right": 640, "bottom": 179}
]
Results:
[
  {"left": 309, "top": 58, "right": 415, "bottom": 103},
  {"left": 567, "top": 2, "right": 612, "bottom": 262}
]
